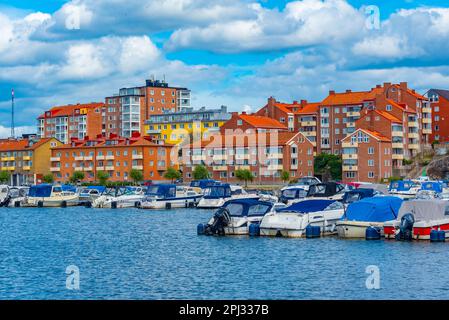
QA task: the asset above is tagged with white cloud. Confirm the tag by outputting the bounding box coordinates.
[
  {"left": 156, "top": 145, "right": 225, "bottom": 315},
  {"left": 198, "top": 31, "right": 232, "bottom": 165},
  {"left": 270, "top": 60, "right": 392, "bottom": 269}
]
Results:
[{"left": 0, "top": 125, "right": 36, "bottom": 139}]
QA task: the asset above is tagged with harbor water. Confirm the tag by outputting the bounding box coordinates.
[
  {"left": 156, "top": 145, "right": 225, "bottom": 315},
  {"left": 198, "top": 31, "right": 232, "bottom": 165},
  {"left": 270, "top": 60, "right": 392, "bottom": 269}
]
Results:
[{"left": 1, "top": 207, "right": 449, "bottom": 300}]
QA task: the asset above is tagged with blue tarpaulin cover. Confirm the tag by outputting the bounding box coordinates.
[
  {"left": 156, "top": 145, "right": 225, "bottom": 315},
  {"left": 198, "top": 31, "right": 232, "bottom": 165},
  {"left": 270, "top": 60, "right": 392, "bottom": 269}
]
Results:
[
  {"left": 278, "top": 200, "right": 337, "bottom": 213},
  {"left": 344, "top": 196, "right": 403, "bottom": 222},
  {"left": 420, "top": 182, "right": 443, "bottom": 193},
  {"left": 389, "top": 180, "right": 415, "bottom": 192},
  {"left": 28, "top": 185, "right": 53, "bottom": 197}
]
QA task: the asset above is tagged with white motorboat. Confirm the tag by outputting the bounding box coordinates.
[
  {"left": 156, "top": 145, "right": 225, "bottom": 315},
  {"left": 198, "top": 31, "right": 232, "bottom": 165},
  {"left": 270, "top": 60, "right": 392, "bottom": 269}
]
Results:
[
  {"left": 0, "top": 185, "right": 10, "bottom": 206},
  {"left": 78, "top": 186, "right": 106, "bottom": 205},
  {"left": 336, "top": 196, "right": 403, "bottom": 239},
  {"left": 196, "top": 184, "right": 258, "bottom": 209},
  {"left": 198, "top": 198, "right": 277, "bottom": 236},
  {"left": 280, "top": 182, "right": 345, "bottom": 206},
  {"left": 21, "top": 184, "right": 79, "bottom": 207},
  {"left": 92, "top": 186, "right": 146, "bottom": 209},
  {"left": 259, "top": 199, "right": 345, "bottom": 238},
  {"left": 4, "top": 187, "right": 29, "bottom": 207},
  {"left": 281, "top": 176, "right": 321, "bottom": 192},
  {"left": 384, "top": 199, "right": 449, "bottom": 241},
  {"left": 138, "top": 184, "right": 202, "bottom": 209},
  {"left": 388, "top": 180, "right": 420, "bottom": 199}
]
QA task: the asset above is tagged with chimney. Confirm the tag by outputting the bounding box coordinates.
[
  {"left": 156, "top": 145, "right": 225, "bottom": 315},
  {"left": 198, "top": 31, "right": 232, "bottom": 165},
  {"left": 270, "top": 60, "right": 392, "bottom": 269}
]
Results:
[
  {"left": 346, "top": 90, "right": 352, "bottom": 93},
  {"left": 242, "top": 111, "right": 247, "bottom": 115},
  {"left": 293, "top": 100, "right": 299, "bottom": 105},
  {"left": 267, "top": 96, "right": 276, "bottom": 117},
  {"left": 376, "top": 84, "right": 381, "bottom": 89},
  {"left": 329, "top": 90, "right": 335, "bottom": 95},
  {"left": 300, "top": 100, "right": 308, "bottom": 108}
]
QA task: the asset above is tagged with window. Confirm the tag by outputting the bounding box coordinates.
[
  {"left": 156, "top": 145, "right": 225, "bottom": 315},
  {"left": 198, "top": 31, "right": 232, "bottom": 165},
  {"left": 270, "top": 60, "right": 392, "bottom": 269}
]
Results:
[
  {"left": 368, "top": 172, "right": 375, "bottom": 178},
  {"left": 346, "top": 172, "right": 356, "bottom": 178},
  {"left": 435, "top": 115, "right": 440, "bottom": 121},
  {"left": 368, "top": 159, "right": 374, "bottom": 167},
  {"left": 368, "top": 147, "right": 374, "bottom": 154},
  {"left": 386, "top": 105, "right": 392, "bottom": 111},
  {"left": 435, "top": 106, "right": 440, "bottom": 112}
]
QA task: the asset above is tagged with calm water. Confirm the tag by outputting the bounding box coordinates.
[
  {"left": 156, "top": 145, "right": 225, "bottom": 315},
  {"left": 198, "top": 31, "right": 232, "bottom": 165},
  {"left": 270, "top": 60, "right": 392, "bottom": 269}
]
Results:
[{"left": 1, "top": 206, "right": 449, "bottom": 300}]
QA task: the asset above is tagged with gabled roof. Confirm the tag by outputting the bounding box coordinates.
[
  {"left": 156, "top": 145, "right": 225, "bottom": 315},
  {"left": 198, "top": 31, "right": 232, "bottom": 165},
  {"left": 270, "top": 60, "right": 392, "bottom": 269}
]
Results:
[
  {"left": 0, "top": 138, "right": 56, "bottom": 152},
  {"left": 239, "top": 114, "right": 287, "bottom": 129},
  {"left": 53, "top": 135, "right": 172, "bottom": 149},
  {"left": 38, "top": 103, "right": 105, "bottom": 119},
  {"left": 428, "top": 89, "right": 449, "bottom": 102},
  {"left": 374, "top": 110, "right": 402, "bottom": 123},
  {"left": 343, "top": 128, "right": 391, "bottom": 143},
  {"left": 298, "top": 102, "right": 320, "bottom": 114}
]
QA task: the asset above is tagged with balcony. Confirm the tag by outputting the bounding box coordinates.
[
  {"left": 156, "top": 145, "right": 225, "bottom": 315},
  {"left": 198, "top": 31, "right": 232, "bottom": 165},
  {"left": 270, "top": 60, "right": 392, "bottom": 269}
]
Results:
[
  {"left": 342, "top": 154, "right": 358, "bottom": 160},
  {"left": 267, "top": 165, "right": 283, "bottom": 171},
  {"left": 23, "top": 166, "right": 31, "bottom": 171},
  {"left": 74, "top": 156, "right": 84, "bottom": 161},
  {"left": 408, "top": 133, "right": 419, "bottom": 139},
  {"left": 192, "top": 155, "right": 205, "bottom": 161},
  {"left": 392, "top": 154, "right": 404, "bottom": 160},
  {"left": 105, "top": 155, "right": 115, "bottom": 160},
  {"left": 321, "top": 144, "right": 331, "bottom": 149},
  {"left": 212, "top": 155, "right": 227, "bottom": 161},
  {"left": 84, "top": 167, "right": 93, "bottom": 172},
  {"left": 392, "top": 131, "right": 404, "bottom": 137},
  {"left": 213, "top": 166, "right": 228, "bottom": 171},
  {"left": 408, "top": 122, "right": 419, "bottom": 128},
  {"left": 96, "top": 155, "right": 105, "bottom": 160},
  {"left": 346, "top": 122, "right": 355, "bottom": 128},
  {"left": 347, "top": 111, "right": 360, "bottom": 117},
  {"left": 147, "top": 129, "right": 162, "bottom": 134},
  {"left": 50, "top": 167, "right": 61, "bottom": 172},
  {"left": 311, "top": 141, "right": 317, "bottom": 147},
  {"left": 1, "top": 157, "right": 15, "bottom": 161},
  {"left": 96, "top": 166, "right": 105, "bottom": 171},
  {"left": 23, "top": 156, "right": 31, "bottom": 161},
  {"left": 84, "top": 156, "right": 93, "bottom": 161},
  {"left": 132, "top": 165, "right": 144, "bottom": 170},
  {"left": 343, "top": 165, "right": 358, "bottom": 172},
  {"left": 75, "top": 167, "right": 84, "bottom": 171},
  {"left": 321, "top": 133, "right": 330, "bottom": 138},
  {"left": 235, "top": 154, "right": 250, "bottom": 160},
  {"left": 267, "top": 153, "right": 283, "bottom": 159},
  {"left": 50, "top": 157, "right": 61, "bottom": 162},
  {"left": 422, "top": 118, "right": 432, "bottom": 124},
  {"left": 291, "top": 164, "right": 298, "bottom": 170},
  {"left": 422, "top": 107, "right": 432, "bottom": 113},
  {"left": 235, "top": 165, "right": 251, "bottom": 170},
  {"left": 423, "top": 128, "right": 432, "bottom": 135},
  {"left": 342, "top": 141, "right": 358, "bottom": 148},
  {"left": 408, "top": 144, "right": 420, "bottom": 150},
  {"left": 302, "top": 131, "right": 317, "bottom": 137},
  {"left": 132, "top": 154, "right": 143, "bottom": 160},
  {"left": 105, "top": 166, "right": 115, "bottom": 171},
  {"left": 392, "top": 143, "right": 404, "bottom": 149},
  {"left": 301, "top": 121, "right": 317, "bottom": 127}
]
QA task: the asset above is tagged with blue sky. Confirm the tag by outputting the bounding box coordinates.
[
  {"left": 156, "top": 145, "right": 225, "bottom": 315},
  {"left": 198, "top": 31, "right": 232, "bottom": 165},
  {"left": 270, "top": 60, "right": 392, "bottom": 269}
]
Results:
[{"left": 0, "top": 0, "right": 449, "bottom": 136}]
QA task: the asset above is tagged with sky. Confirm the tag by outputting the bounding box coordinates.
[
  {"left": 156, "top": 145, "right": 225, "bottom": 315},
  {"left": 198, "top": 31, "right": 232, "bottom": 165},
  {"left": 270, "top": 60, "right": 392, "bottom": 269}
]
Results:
[{"left": 1, "top": 0, "right": 449, "bottom": 136}]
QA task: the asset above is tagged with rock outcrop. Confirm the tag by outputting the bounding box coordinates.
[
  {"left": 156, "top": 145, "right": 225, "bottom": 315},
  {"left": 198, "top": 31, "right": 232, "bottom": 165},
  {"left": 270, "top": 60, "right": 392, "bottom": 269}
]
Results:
[{"left": 427, "top": 155, "right": 449, "bottom": 180}]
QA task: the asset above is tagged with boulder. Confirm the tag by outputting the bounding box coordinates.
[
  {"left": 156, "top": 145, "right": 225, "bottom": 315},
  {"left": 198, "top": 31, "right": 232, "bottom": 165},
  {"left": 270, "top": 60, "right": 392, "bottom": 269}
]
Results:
[{"left": 427, "top": 155, "right": 449, "bottom": 180}]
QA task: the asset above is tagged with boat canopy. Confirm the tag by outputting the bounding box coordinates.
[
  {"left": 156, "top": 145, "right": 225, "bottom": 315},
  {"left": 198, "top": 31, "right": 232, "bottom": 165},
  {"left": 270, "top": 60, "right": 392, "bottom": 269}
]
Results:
[
  {"left": 281, "top": 187, "right": 308, "bottom": 200},
  {"left": 398, "top": 200, "right": 449, "bottom": 221},
  {"left": 278, "top": 199, "right": 339, "bottom": 213},
  {"left": 85, "top": 186, "right": 106, "bottom": 193},
  {"left": 223, "top": 198, "right": 273, "bottom": 217},
  {"left": 204, "top": 184, "right": 232, "bottom": 199},
  {"left": 420, "top": 181, "right": 443, "bottom": 193},
  {"left": 342, "top": 188, "right": 375, "bottom": 204},
  {"left": 28, "top": 184, "right": 53, "bottom": 197},
  {"left": 307, "top": 182, "right": 344, "bottom": 198},
  {"left": 389, "top": 180, "right": 415, "bottom": 192},
  {"left": 344, "top": 196, "right": 403, "bottom": 222},
  {"left": 61, "top": 185, "right": 77, "bottom": 193},
  {"left": 190, "top": 179, "right": 218, "bottom": 189},
  {"left": 145, "top": 184, "right": 176, "bottom": 198}
]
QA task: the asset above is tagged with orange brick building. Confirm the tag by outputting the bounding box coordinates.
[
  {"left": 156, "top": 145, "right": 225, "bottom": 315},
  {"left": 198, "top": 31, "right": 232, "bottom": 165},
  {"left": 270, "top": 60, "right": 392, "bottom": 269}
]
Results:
[
  {"left": 38, "top": 103, "right": 104, "bottom": 144},
  {"left": 341, "top": 129, "right": 392, "bottom": 183},
  {"left": 182, "top": 131, "right": 315, "bottom": 184},
  {"left": 426, "top": 89, "right": 449, "bottom": 143},
  {"left": 219, "top": 112, "right": 288, "bottom": 134},
  {"left": 50, "top": 133, "right": 174, "bottom": 183}
]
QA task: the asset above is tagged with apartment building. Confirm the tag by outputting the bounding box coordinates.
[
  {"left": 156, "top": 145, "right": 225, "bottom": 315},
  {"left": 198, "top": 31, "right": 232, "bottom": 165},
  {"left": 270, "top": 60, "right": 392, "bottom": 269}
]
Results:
[
  {"left": 145, "top": 106, "right": 231, "bottom": 145},
  {"left": 255, "top": 97, "right": 320, "bottom": 149},
  {"left": 341, "top": 129, "right": 392, "bottom": 183},
  {"left": 104, "top": 79, "right": 191, "bottom": 138},
  {"left": 0, "top": 136, "right": 62, "bottom": 185},
  {"left": 219, "top": 112, "right": 288, "bottom": 134},
  {"left": 181, "top": 131, "right": 315, "bottom": 184},
  {"left": 50, "top": 133, "right": 174, "bottom": 183},
  {"left": 426, "top": 89, "right": 449, "bottom": 143},
  {"left": 38, "top": 103, "right": 104, "bottom": 143}
]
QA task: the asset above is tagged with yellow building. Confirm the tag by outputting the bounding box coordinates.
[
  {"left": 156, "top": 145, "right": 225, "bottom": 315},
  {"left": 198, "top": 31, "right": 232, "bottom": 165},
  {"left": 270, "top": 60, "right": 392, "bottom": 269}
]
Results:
[
  {"left": 145, "top": 106, "right": 231, "bottom": 145},
  {"left": 0, "top": 136, "right": 62, "bottom": 185}
]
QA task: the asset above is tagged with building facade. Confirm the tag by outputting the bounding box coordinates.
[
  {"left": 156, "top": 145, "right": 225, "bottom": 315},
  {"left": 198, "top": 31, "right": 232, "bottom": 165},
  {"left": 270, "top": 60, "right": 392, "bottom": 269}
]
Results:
[
  {"left": 50, "top": 133, "right": 174, "bottom": 183},
  {"left": 0, "top": 136, "right": 62, "bottom": 185},
  {"left": 145, "top": 106, "right": 231, "bottom": 145},
  {"left": 181, "top": 131, "right": 315, "bottom": 184},
  {"left": 38, "top": 103, "right": 104, "bottom": 144},
  {"left": 219, "top": 112, "right": 288, "bottom": 134},
  {"left": 426, "top": 89, "right": 449, "bottom": 143}
]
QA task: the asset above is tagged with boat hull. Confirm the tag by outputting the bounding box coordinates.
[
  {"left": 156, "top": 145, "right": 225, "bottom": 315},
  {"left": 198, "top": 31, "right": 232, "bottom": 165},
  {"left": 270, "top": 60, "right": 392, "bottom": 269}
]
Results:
[
  {"left": 336, "top": 221, "right": 385, "bottom": 239},
  {"left": 139, "top": 196, "right": 202, "bottom": 209}
]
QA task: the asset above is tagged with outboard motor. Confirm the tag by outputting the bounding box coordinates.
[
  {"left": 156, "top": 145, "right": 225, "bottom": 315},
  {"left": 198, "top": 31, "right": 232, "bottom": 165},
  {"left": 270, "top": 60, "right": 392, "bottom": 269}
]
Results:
[
  {"left": 205, "top": 208, "right": 231, "bottom": 236},
  {"left": 396, "top": 213, "right": 415, "bottom": 241}
]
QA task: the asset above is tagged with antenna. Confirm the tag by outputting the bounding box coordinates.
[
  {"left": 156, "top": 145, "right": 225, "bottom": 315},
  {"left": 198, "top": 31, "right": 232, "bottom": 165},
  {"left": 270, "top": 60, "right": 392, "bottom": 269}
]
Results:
[{"left": 11, "top": 89, "right": 15, "bottom": 138}]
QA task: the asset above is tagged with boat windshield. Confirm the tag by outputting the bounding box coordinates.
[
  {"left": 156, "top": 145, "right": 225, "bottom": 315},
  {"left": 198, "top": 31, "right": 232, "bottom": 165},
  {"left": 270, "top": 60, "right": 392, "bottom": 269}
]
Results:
[
  {"left": 282, "top": 189, "right": 307, "bottom": 199},
  {"left": 0, "top": 187, "right": 8, "bottom": 194},
  {"left": 344, "top": 193, "right": 362, "bottom": 204},
  {"left": 146, "top": 186, "right": 162, "bottom": 195},
  {"left": 297, "top": 177, "right": 317, "bottom": 186},
  {"left": 53, "top": 186, "right": 63, "bottom": 193},
  {"left": 204, "top": 186, "right": 231, "bottom": 198}
]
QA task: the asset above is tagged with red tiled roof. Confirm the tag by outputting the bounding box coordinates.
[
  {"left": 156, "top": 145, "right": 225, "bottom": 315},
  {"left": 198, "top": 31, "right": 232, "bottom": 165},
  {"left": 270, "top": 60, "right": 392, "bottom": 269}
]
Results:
[
  {"left": 53, "top": 135, "right": 172, "bottom": 149},
  {"left": 361, "top": 129, "right": 391, "bottom": 142},
  {"left": 298, "top": 102, "right": 320, "bottom": 114},
  {"left": 0, "top": 138, "right": 55, "bottom": 152},
  {"left": 38, "top": 103, "right": 105, "bottom": 119},
  {"left": 374, "top": 110, "right": 402, "bottom": 123},
  {"left": 239, "top": 114, "right": 287, "bottom": 129}
]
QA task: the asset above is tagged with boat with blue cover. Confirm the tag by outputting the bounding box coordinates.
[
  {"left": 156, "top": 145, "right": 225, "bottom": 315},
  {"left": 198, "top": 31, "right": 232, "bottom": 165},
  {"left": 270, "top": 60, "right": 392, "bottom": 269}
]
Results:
[
  {"left": 138, "top": 184, "right": 202, "bottom": 209},
  {"left": 415, "top": 181, "right": 444, "bottom": 199},
  {"left": 336, "top": 196, "right": 403, "bottom": 238},
  {"left": 21, "top": 184, "right": 79, "bottom": 207},
  {"left": 78, "top": 186, "right": 106, "bottom": 204},
  {"left": 389, "top": 180, "right": 420, "bottom": 199},
  {"left": 189, "top": 179, "right": 219, "bottom": 193},
  {"left": 196, "top": 183, "right": 258, "bottom": 209},
  {"left": 259, "top": 199, "right": 345, "bottom": 238},
  {"left": 198, "top": 198, "right": 276, "bottom": 236}
]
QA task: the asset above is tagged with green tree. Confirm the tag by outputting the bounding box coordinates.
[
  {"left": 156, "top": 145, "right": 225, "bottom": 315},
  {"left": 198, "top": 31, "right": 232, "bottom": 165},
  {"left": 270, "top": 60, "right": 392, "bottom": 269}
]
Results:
[
  {"left": 0, "top": 171, "right": 10, "bottom": 184},
  {"left": 281, "top": 170, "right": 290, "bottom": 184},
  {"left": 235, "top": 169, "right": 254, "bottom": 188},
  {"left": 164, "top": 167, "right": 182, "bottom": 183},
  {"left": 97, "top": 171, "right": 109, "bottom": 186},
  {"left": 314, "top": 153, "right": 342, "bottom": 182},
  {"left": 70, "top": 171, "right": 85, "bottom": 184},
  {"left": 193, "top": 165, "right": 210, "bottom": 180},
  {"left": 130, "top": 169, "right": 144, "bottom": 185},
  {"left": 42, "top": 174, "right": 54, "bottom": 184}
]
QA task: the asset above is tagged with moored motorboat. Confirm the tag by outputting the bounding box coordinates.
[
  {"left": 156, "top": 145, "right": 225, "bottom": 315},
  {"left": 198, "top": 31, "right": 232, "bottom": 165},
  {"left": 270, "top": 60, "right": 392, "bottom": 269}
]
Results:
[
  {"left": 21, "top": 184, "right": 79, "bottom": 207},
  {"left": 281, "top": 176, "right": 321, "bottom": 192},
  {"left": 0, "top": 185, "right": 9, "bottom": 206},
  {"left": 4, "top": 187, "right": 29, "bottom": 207},
  {"left": 78, "top": 186, "right": 106, "bottom": 205},
  {"left": 138, "top": 184, "right": 202, "bottom": 209},
  {"left": 384, "top": 199, "right": 449, "bottom": 241},
  {"left": 259, "top": 199, "right": 345, "bottom": 238},
  {"left": 92, "top": 186, "right": 146, "bottom": 208},
  {"left": 198, "top": 198, "right": 276, "bottom": 236},
  {"left": 336, "top": 196, "right": 403, "bottom": 239},
  {"left": 389, "top": 180, "right": 420, "bottom": 199},
  {"left": 196, "top": 183, "right": 258, "bottom": 209}
]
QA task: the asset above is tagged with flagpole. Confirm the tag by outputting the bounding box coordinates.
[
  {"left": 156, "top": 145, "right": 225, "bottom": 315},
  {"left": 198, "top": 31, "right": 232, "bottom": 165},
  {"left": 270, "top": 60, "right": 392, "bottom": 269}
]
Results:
[{"left": 11, "top": 89, "right": 15, "bottom": 138}]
